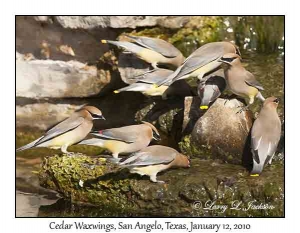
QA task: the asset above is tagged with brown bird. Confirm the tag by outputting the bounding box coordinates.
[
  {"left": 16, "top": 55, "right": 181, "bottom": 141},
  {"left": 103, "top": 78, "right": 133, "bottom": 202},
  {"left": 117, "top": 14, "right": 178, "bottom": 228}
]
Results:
[
  {"left": 79, "top": 122, "right": 160, "bottom": 159},
  {"left": 154, "top": 41, "right": 241, "bottom": 87},
  {"left": 250, "top": 97, "right": 281, "bottom": 176},
  {"left": 101, "top": 35, "right": 185, "bottom": 69},
  {"left": 198, "top": 69, "right": 227, "bottom": 109},
  {"left": 16, "top": 106, "right": 105, "bottom": 155},
  {"left": 219, "top": 53, "right": 265, "bottom": 112},
  {"left": 119, "top": 145, "right": 190, "bottom": 183}
]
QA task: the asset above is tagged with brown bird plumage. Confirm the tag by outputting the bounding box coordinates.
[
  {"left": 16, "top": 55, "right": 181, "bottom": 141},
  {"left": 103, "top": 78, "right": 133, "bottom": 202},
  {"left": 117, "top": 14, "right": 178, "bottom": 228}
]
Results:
[
  {"left": 16, "top": 106, "right": 105, "bottom": 154},
  {"left": 250, "top": 97, "right": 281, "bottom": 175},
  {"left": 79, "top": 122, "right": 160, "bottom": 159},
  {"left": 119, "top": 145, "right": 190, "bottom": 183},
  {"left": 219, "top": 53, "right": 265, "bottom": 112}
]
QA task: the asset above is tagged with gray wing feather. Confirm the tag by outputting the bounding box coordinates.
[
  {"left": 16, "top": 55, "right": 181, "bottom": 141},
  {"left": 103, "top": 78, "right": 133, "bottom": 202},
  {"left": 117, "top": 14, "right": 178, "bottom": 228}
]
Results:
[
  {"left": 92, "top": 126, "right": 140, "bottom": 143},
  {"left": 120, "top": 151, "right": 175, "bottom": 167},
  {"left": 126, "top": 35, "right": 180, "bottom": 57},
  {"left": 245, "top": 71, "right": 264, "bottom": 90},
  {"left": 35, "top": 115, "right": 84, "bottom": 145}
]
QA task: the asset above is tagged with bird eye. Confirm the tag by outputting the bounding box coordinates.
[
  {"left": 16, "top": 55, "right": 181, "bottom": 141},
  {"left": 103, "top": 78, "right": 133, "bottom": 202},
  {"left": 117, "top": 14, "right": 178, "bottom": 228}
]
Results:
[{"left": 273, "top": 98, "right": 279, "bottom": 103}]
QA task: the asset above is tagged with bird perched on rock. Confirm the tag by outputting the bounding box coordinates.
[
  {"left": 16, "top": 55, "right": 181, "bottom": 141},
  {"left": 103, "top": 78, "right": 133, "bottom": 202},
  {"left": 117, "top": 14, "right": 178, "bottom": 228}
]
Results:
[
  {"left": 198, "top": 69, "right": 227, "bottom": 110},
  {"left": 154, "top": 41, "right": 241, "bottom": 87},
  {"left": 119, "top": 145, "right": 190, "bottom": 183},
  {"left": 101, "top": 35, "right": 185, "bottom": 69},
  {"left": 219, "top": 53, "right": 265, "bottom": 112},
  {"left": 16, "top": 106, "right": 105, "bottom": 155},
  {"left": 114, "top": 68, "right": 193, "bottom": 99},
  {"left": 250, "top": 97, "right": 281, "bottom": 176},
  {"left": 79, "top": 122, "right": 160, "bottom": 160}
]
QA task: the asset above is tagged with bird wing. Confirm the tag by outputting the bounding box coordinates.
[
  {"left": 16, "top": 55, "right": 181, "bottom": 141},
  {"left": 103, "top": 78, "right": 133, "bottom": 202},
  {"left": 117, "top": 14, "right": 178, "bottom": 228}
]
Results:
[
  {"left": 92, "top": 126, "right": 140, "bottom": 144},
  {"left": 244, "top": 71, "right": 264, "bottom": 90},
  {"left": 126, "top": 35, "right": 180, "bottom": 57},
  {"left": 172, "top": 47, "right": 222, "bottom": 81},
  {"left": 35, "top": 115, "right": 85, "bottom": 146},
  {"left": 120, "top": 151, "right": 176, "bottom": 167},
  {"left": 251, "top": 117, "right": 281, "bottom": 165}
]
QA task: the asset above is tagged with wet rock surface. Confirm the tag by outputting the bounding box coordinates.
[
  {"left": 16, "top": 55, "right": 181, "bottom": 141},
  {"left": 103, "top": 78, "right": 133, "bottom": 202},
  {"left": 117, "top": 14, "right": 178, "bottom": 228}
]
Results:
[
  {"left": 16, "top": 59, "right": 109, "bottom": 98},
  {"left": 38, "top": 154, "right": 284, "bottom": 217},
  {"left": 180, "top": 98, "right": 253, "bottom": 165}
]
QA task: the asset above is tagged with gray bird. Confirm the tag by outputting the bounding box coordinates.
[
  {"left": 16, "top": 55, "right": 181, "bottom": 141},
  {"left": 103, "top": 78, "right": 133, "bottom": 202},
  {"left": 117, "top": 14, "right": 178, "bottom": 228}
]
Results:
[
  {"left": 250, "top": 97, "right": 281, "bottom": 176},
  {"left": 79, "top": 122, "right": 160, "bottom": 159},
  {"left": 101, "top": 35, "right": 185, "bottom": 69},
  {"left": 219, "top": 53, "right": 265, "bottom": 111},
  {"left": 16, "top": 106, "right": 105, "bottom": 155},
  {"left": 114, "top": 69, "right": 173, "bottom": 97},
  {"left": 114, "top": 68, "right": 193, "bottom": 99},
  {"left": 119, "top": 145, "right": 190, "bottom": 183},
  {"left": 154, "top": 41, "right": 241, "bottom": 87},
  {"left": 198, "top": 69, "right": 227, "bottom": 109}
]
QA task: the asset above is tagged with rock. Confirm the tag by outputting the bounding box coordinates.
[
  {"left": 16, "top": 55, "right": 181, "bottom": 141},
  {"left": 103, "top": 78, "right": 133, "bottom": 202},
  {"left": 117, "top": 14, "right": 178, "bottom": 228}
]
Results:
[
  {"left": 38, "top": 154, "right": 283, "bottom": 217},
  {"left": 16, "top": 16, "right": 117, "bottom": 62},
  {"left": 55, "top": 16, "right": 191, "bottom": 29},
  {"left": 16, "top": 59, "right": 110, "bottom": 98},
  {"left": 179, "top": 98, "right": 253, "bottom": 165},
  {"left": 16, "top": 103, "right": 84, "bottom": 130}
]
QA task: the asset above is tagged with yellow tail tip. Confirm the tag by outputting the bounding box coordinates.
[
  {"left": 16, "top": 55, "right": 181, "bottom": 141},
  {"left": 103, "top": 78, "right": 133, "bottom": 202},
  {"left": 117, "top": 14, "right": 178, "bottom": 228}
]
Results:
[
  {"left": 250, "top": 174, "right": 260, "bottom": 177},
  {"left": 101, "top": 40, "right": 107, "bottom": 44},
  {"left": 200, "top": 106, "right": 208, "bottom": 110},
  {"left": 114, "top": 90, "right": 120, "bottom": 94},
  {"left": 153, "top": 84, "right": 158, "bottom": 88}
]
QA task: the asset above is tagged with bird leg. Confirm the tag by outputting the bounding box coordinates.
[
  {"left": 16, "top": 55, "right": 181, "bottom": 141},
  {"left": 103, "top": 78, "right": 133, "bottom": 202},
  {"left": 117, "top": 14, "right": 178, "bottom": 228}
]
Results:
[
  {"left": 150, "top": 174, "right": 165, "bottom": 184},
  {"left": 61, "top": 145, "right": 83, "bottom": 157}
]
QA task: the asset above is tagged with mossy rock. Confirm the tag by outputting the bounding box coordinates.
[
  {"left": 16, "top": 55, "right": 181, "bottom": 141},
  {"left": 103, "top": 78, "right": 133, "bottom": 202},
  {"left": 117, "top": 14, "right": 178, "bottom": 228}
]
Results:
[{"left": 39, "top": 154, "right": 283, "bottom": 217}]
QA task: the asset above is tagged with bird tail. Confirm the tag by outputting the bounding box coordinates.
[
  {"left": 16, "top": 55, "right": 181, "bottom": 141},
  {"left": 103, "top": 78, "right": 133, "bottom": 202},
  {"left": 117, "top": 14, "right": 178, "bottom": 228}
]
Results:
[
  {"left": 78, "top": 138, "right": 105, "bottom": 147},
  {"left": 114, "top": 83, "right": 150, "bottom": 94},
  {"left": 250, "top": 160, "right": 264, "bottom": 176},
  {"left": 101, "top": 40, "right": 142, "bottom": 54},
  {"left": 256, "top": 92, "right": 265, "bottom": 102},
  {"left": 16, "top": 137, "right": 43, "bottom": 152}
]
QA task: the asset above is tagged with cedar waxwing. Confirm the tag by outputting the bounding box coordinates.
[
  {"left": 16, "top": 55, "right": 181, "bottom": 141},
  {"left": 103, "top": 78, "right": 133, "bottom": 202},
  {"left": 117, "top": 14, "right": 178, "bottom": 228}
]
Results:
[
  {"left": 119, "top": 145, "right": 190, "bottom": 183},
  {"left": 198, "top": 69, "right": 227, "bottom": 110},
  {"left": 79, "top": 121, "right": 160, "bottom": 159},
  {"left": 101, "top": 35, "right": 185, "bottom": 69},
  {"left": 154, "top": 41, "right": 241, "bottom": 87},
  {"left": 219, "top": 53, "right": 265, "bottom": 112},
  {"left": 16, "top": 106, "right": 105, "bottom": 155},
  {"left": 114, "top": 68, "right": 173, "bottom": 97},
  {"left": 250, "top": 97, "right": 281, "bottom": 176}
]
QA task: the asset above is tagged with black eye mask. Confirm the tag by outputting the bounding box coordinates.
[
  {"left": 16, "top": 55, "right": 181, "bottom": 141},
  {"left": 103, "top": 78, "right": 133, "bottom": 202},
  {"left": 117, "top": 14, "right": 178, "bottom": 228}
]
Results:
[
  {"left": 152, "top": 131, "right": 161, "bottom": 141},
  {"left": 220, "top": 57, "right": 236, "bottom": 63}
]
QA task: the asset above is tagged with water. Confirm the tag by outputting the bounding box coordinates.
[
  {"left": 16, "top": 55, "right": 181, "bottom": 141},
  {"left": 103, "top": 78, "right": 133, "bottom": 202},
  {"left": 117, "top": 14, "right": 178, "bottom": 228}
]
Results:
[{"left": 16, "top": 16, "right": 284, "bottom": 217}]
